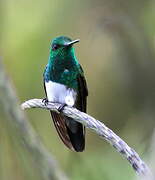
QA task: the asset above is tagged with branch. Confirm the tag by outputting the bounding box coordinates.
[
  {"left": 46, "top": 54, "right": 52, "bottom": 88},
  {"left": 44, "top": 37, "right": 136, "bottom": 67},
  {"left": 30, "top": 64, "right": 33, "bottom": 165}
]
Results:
[
  {"left": 0, "top": 59, "right": 68, "bottom": 180},
  {"left": 21, "top": 98, "right": 152, "bottom": 177}
]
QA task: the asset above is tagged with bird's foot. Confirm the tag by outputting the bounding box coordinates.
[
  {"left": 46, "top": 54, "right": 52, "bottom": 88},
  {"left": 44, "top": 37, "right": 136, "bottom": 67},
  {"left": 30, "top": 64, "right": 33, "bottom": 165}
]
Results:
[
  {"left": 58, "top": 103, "right": 67, "bottom": 113},
  {"left": 42, "top": 98, "right": 48, "bottom": 106}
]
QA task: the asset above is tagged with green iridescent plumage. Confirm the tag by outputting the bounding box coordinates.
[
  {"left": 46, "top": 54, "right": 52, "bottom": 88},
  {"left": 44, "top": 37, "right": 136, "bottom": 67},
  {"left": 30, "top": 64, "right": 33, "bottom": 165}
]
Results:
[{"left": 44, "top": 36, "right": 83, "bottom": 89}]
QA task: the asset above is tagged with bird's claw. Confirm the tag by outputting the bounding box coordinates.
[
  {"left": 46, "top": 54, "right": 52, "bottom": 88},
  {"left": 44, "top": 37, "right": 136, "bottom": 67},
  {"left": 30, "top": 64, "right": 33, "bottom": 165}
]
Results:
[
  {"left": 42, "top": 99, "right": 66, "bottom": 113},
  {"left": 58, "top": 104, "right": 67, "bottom": 113},
  {"left": 42, "top": 98, "right": 48, "bottom": 106}
]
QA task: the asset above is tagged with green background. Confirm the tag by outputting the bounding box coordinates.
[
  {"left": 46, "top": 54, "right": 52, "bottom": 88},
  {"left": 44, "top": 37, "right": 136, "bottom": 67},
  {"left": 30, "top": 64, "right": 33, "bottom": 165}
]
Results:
[{"left": 0, "top": 0, "right": 155, "bottom": 179}]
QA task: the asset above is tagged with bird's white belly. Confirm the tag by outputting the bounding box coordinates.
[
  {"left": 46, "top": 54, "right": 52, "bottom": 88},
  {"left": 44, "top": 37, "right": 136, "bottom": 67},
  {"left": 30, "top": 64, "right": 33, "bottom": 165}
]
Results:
[{"left": 45, "top": 81, "right": 77, "bottom": 106}]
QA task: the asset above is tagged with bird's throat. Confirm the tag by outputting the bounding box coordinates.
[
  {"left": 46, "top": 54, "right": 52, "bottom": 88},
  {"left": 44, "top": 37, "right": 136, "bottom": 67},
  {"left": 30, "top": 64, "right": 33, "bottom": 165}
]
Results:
[{"left": 45, "top": 53, "right": 79, "bottom": 90}]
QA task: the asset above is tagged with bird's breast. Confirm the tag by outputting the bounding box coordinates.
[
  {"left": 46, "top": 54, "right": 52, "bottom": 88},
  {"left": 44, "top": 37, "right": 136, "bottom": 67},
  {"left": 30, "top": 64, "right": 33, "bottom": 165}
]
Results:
[{"left": 45, "top": 81, "right": 77, "bottom": 106}]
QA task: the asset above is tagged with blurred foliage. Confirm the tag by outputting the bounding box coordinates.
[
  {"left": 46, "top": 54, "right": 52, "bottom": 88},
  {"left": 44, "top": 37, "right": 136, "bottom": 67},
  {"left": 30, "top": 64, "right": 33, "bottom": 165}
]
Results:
[{"left": 1, "top": 0, "right": 155, "bottom": 179}]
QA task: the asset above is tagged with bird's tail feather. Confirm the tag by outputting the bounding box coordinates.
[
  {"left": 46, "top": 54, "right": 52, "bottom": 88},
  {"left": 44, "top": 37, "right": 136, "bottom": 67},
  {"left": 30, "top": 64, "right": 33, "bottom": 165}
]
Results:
[
  {"left": 50, "top": 111, "right": 85, "bottom": 152},
  {"left": 65, "top": 117, "right": 85, "bottom": 152}
]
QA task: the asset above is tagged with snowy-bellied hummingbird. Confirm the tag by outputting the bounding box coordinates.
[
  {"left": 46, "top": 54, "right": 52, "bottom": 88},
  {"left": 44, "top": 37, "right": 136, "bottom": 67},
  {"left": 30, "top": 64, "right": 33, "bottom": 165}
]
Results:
[{"left": 43, "top": 36, "right": 88, "bottom": 152}]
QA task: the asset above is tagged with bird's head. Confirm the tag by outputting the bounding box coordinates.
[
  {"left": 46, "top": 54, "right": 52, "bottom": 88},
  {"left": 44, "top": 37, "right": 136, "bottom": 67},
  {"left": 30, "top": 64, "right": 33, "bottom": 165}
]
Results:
[{"left": 49, "top": 36, "right": 79, "bottom": 59}]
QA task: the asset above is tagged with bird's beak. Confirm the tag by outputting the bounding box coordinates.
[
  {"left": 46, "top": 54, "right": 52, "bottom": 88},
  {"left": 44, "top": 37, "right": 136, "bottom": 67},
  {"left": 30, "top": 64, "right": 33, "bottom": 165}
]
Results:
[{"left": 65, "top": 39, "right": 80, "bottom": 46}]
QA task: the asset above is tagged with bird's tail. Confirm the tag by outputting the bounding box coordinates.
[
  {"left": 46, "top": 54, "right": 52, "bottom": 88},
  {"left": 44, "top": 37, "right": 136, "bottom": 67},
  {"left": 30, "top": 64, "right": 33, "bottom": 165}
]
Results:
[
  {"left": 65, "top": 117, "right": 85, "bottom": 151},
  {"left": 50, "top": 111, "right": 85, "bottom": 152}
]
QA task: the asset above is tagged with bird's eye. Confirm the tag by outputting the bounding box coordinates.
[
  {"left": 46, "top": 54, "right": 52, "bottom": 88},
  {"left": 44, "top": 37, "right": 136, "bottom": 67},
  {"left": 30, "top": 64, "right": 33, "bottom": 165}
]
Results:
[{"left": 52, "top": 44, "right": 60, "bottom": 51}]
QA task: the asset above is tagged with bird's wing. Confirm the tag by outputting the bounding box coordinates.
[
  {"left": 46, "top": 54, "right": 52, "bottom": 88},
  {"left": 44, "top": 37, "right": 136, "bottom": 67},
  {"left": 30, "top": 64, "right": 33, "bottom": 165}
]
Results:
[{"left": 75, "top": 65, "right": 88, "bottom": 113}]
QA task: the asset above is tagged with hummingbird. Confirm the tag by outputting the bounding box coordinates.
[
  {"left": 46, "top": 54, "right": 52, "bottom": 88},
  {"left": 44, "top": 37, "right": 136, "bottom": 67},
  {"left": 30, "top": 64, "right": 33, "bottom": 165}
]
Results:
[{"left": 43, "top": 36, "right": 88, "bottom": 152}]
